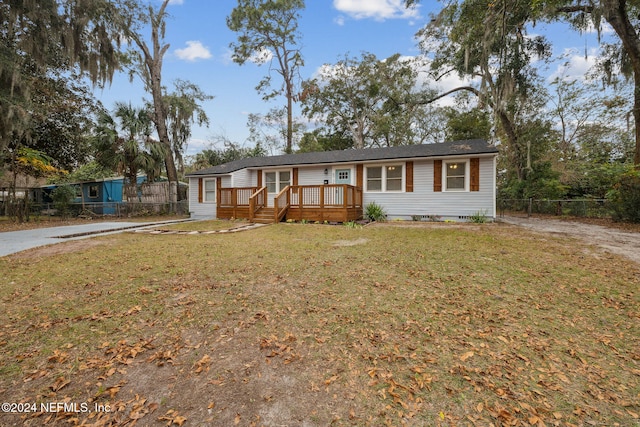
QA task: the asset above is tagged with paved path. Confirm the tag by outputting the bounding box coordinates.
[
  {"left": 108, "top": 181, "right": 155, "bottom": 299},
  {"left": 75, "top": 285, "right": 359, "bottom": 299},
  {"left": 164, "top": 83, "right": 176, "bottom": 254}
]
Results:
[{"left": 0, "top": 220, "right": 191, "bottom": 257}]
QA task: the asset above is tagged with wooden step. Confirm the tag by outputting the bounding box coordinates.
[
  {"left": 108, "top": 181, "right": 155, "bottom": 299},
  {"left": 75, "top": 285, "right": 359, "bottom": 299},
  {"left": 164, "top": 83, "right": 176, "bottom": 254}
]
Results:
[{"left": 252, "top": 208, "right": 276, "bottom": 224}]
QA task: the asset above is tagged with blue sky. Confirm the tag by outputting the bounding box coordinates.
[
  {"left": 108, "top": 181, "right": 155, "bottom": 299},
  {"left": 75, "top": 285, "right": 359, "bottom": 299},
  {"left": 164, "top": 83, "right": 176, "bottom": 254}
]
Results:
[{"left": 94, "top": 0, "right": 614, "bottom": 157}]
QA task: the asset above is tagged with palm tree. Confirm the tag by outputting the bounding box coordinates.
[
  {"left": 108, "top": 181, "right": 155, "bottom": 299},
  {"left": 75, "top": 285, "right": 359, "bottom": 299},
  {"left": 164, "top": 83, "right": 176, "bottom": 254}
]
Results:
[{"left": 93, "top": 103, "right": 166, "bottom": 200}]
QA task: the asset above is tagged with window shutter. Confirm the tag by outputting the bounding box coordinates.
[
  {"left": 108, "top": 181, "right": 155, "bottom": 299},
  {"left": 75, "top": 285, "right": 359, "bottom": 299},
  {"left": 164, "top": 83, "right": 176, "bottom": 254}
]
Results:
[
  {"left": 292, "top": 168, "right": 298, "bottom": 186},
  {"left": 470, "top": 158, "right": 480, "bottom": 191},
  {"left": 198, "top": 178, "right": 203, "bottom": 203},
  {"left": 406, "top": 161, "right": 414, "bottom": 192},
  {"left": 356, "top": 164, "right": 363, "bottom": 189},
  {"left": 257, "top": 169, "right": 262, "bottom": 188},
  {"left": 433, "top": 160, "right": 442, "bottom": 192}
]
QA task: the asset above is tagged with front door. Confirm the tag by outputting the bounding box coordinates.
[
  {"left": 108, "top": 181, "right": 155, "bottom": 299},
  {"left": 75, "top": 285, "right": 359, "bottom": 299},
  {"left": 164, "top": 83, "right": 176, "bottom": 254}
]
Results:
[{"left": 335, "top": 169, "right": 351, "bottom": 205}]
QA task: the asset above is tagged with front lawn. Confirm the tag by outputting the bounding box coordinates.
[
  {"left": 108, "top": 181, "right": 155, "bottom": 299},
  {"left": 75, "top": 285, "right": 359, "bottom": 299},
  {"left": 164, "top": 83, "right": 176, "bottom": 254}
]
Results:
[{"left": 0, "top": 223, "right": 638, "bottom": 426}]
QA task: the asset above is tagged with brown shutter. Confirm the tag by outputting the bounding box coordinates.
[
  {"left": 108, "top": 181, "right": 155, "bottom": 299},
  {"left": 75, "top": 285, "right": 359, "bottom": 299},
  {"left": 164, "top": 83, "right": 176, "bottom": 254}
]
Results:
[
  {"left": 356, "top": 164, "right": 363, "bottom": 189},
  {"left": 470, "top": 158, "right": 480, "bottom": 191},
  {"left": 292, "top": 168, "right": 298, "bottom": 186},
  {"left": 257, "top": 169, "right": 262, "bottom": 187},
  {"left": 198, "top": 178, "right": 203, "bottom": 203},
  {"left": 433, "top": 160, "right": 442, "bottom": 192},
  {"left": 406, "top": 161, "right": 413, "bottom": 192}
]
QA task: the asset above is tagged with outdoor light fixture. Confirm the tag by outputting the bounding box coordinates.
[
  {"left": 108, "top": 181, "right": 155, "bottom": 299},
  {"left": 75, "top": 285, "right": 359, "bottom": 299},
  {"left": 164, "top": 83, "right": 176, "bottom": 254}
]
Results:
[{"left": 324, "top": 168, "right": 328, "bottom": 175}]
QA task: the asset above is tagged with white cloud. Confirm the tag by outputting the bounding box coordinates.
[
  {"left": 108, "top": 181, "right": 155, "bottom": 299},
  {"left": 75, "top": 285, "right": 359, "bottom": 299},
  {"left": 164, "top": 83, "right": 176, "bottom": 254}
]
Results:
[
  {"left": 548, "top": 48, "right": 599, "bottom": 83},
  {"left": 249, "top": 47, "right": 274, "bottom": 65},
  {"left": 168, "top": 0, "right": 184, "bottom": 5},
  {"left": 334, "top": 15, "right": 346, "bottom": 26},
  {"left": 175, "top": 41, "right": 212, "bottom": 62},
  {"left": 333, "top": 0, "right": 420, "bottom": 21}
]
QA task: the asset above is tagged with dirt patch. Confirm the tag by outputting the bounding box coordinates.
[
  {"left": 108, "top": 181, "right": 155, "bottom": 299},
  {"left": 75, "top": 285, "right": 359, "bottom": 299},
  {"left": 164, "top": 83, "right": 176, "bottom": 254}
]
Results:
[
  {"left": 8, "top": 239, "right": 112, "bottom": 260},
  {"left": 500, "top": 215, "right": 640, "bottom": 265},
  {"left": 332, "top": 237, "right": 369, "bottom": 247}
]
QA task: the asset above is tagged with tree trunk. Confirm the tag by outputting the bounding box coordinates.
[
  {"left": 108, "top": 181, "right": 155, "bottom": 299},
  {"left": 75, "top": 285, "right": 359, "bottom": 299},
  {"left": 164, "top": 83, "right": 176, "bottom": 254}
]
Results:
[{"left": 601, "top": 0, "right": 640, "bottom": 166}]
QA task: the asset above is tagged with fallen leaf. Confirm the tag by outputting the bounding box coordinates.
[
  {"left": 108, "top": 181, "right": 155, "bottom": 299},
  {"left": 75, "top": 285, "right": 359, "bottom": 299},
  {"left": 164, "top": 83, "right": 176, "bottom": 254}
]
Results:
[{"left": 460, "top": 351, "right": 475, "bottom": 362}]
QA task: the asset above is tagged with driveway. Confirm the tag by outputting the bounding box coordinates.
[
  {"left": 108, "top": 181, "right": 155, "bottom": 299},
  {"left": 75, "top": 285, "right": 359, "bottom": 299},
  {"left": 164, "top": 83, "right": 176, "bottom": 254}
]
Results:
[
  {"left": 500, "top": 215, "right": 640, "bottom": 265},
  {"left": 0, "top": 220, "right": 191, "bottom": 257}
]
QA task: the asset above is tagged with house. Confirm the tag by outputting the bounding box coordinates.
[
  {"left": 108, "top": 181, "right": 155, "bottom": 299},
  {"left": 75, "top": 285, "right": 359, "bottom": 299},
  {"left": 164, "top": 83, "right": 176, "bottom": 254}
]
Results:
[{"left": 186, "top": 139, "right": 499, "bottom": 223}]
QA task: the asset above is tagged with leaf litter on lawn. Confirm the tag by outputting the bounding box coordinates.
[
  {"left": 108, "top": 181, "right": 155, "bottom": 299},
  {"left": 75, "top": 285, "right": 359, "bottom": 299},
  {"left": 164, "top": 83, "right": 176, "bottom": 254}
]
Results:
[{"left": 0, "top": 222, "right": 638, "bottom": 426}]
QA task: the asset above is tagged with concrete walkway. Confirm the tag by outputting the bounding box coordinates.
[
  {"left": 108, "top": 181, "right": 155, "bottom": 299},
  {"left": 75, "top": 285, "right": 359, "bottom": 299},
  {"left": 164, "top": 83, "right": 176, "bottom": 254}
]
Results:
[{"left": 0, "top": 219, "right": 191, "bottom": 257}]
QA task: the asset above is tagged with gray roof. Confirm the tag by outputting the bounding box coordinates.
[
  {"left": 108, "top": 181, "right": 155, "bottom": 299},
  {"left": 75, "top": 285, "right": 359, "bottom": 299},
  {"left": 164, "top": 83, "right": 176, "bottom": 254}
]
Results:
[{"left": 186, "top": 139, "right": 497, "bottom": 176}]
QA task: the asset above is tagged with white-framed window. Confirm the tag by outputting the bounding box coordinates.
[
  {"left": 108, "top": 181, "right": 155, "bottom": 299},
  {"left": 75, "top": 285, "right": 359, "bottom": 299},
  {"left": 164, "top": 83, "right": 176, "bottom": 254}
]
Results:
[
  {"left": 204, "top": 178, "right": 216, "bottom": 202},
  {"left": 265, "top": 170, "right": 291, "bottom": 193},
  {"left": 365, "top": 164, "right": 404, "bottom": 192},
  {"left": 445, "top": 161, "right": 467, "bottom": 191}
]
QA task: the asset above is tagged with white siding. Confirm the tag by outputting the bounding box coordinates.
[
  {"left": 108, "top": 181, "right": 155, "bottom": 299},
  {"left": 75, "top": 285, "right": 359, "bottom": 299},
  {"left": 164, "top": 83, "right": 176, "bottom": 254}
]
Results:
[
  {"left": 188, "top": 176, "right": 217, "bottom": 219},
  {"left": 363, "top": 157, "right": 496, "bottom": 221},
  {"left": 232, "top": 169, "right": 252, "bottom": 187},
  {"left": 298, "top": 166, "right": 331, "bottom": 185}
]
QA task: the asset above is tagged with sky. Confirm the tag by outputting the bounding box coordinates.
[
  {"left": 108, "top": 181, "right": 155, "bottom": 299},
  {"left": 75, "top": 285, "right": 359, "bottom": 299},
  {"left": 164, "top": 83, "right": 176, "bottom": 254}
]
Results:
[{"left": 93, "top": 0, "right": 616, "bottom": 157}]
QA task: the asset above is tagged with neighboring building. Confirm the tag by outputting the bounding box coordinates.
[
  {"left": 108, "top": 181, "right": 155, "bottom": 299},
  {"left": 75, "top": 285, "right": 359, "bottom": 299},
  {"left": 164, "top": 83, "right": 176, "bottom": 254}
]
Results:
[{"left": 186, "top": 139, "right": 499, "bottom": 223}]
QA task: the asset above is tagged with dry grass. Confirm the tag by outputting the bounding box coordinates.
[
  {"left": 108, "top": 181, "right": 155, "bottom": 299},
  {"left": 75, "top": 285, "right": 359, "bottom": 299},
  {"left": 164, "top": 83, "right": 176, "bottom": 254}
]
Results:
[{"left": 0, "top": 222, "right": 638, "bottom": 426}]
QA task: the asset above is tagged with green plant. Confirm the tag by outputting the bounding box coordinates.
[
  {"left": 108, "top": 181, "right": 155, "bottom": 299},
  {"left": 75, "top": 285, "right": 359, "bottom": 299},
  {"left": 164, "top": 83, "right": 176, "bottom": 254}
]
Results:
[
  {"left": 364, "top": 202, "right": 387, "bottom": 222},
  {"left": 411, "top": 215, "right": 422, "bottom": 222},
  {"left": 51, "top": 185, "right": 76, "bottom": 218},
  {"left": 343, "top": 220, "right": 362, "bottom": 229},
  {"left": 608, "top": 168, "right": 640, "bottom": 223},
  {"left": 468, "top": 210, "right": 488, "bottom": 223}
]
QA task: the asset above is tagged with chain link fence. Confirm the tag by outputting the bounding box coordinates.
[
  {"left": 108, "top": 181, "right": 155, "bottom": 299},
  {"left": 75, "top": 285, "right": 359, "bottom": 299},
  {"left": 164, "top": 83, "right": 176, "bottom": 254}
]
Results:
[
  {"left": 498, "top": 199, "right": 612, "bottom": 219},
  {"left": 2, "top": 200, "right": 189, "bottom": 220}
]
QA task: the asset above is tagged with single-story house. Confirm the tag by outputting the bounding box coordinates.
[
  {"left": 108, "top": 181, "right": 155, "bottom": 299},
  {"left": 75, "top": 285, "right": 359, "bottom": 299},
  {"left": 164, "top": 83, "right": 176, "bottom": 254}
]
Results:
[{"left": 186, "top": 139, "right": 499, "bottom": 223}]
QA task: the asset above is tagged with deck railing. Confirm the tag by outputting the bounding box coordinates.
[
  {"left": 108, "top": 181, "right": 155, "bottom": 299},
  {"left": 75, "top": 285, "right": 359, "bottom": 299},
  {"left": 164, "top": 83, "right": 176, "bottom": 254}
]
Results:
[
  {"left": 218, "top": 187, "right": 259, "bottom": 207},
  {"left": 273, "top": 185, "right": 290, "bottom": 222},
  {"left": 289, "top": 184, "right": 362, "bottom": 209},
  {"left": 248, "top": 187, "right": 267, "bottom": 221},
  {"left": 217, "top": 184, "right": 362, "bottom": 222}
]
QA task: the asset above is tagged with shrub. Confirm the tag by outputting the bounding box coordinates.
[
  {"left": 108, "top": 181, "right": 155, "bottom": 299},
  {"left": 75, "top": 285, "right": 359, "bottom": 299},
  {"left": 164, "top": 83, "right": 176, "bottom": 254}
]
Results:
[
  {"left": 51, "top": 185, "right": 76, "bottom": 218},
  {"left": 364, "top": 202, "right": 387, "bottom": 222},
  {"left": 468, "top": 210, "right": 488, "bottom": 223},
  {"left": 608, "top": 168, "right": 640, "bottom": 223}
]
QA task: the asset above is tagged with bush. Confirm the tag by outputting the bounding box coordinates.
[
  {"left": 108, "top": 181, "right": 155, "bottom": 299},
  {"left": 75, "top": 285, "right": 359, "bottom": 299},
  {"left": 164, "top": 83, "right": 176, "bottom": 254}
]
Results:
[
  {"left": 364, "top": 202, "right": 387, "bottom": 222},
  {"left": 468, "top": 210, "right": 488, "bottom": 223},
  {"left": 608, "top": 168, "right": 640, "bottom": 223},
  {"left": 51, "top": 185, "right": 76, "bottom": 218}
]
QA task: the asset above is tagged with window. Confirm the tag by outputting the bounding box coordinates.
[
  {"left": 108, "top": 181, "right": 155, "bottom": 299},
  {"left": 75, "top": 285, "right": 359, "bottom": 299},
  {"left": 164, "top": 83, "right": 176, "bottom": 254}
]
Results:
[
  {"left": 88, "top": 185, "right": 99, "bottom": 198},
  {"left": 265, "top": 170, "right": 291, "bottom": 193},
  {"left": 366, "top": 167, "right": 382, "bottom": 191},
  {"left": 386, "top": 166, "right": 402, "bottom": 191},
  {"left": 445, "top": 161, "right": 466, "bottom": 191},
  {"left": 204, "top": 179, "right": 216, "bottom": 202},
  {"left": 278, "top": 171, "right": 290, "bottom": 191},
  {"left": 365, "top": 165, "right": 403, "bottom": 192}
]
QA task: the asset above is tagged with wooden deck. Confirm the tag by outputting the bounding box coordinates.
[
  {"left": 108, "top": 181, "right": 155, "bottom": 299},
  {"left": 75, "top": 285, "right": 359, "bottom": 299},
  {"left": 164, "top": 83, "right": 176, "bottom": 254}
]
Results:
[{"left": 217, "top": 185, "right": 363, "bottom": 223}]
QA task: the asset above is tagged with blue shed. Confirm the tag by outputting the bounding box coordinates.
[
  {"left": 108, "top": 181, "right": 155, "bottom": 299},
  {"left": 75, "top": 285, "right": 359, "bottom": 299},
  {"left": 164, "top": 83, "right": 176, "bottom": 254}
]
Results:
[{"left": 39, "top": 176, "right": 148, "bottom": 215}]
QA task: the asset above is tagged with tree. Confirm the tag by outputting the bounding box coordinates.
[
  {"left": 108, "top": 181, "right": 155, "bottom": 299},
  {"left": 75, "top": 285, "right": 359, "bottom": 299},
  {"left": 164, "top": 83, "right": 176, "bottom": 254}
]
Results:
[
  {"left": 301, "top": 53, "right": 438, "bottom": 148},
  {"left": 406, "top": 0, "right": 640, "bottom": 166},
  {"left": 0, "top": 0, "right": 128, "bottom": 154},
  {"left": 163, "top": 79, "right": 213, "bottom": 175},
  {"left": 297, "top": 129, "right": 353, "bottom": 153},
  {"left": 543, "top": 0, "right": 640, "bottom": 166},
  {"left": 408, "top": 0, "right": 551, "bottom": 182},
  {"left": 123, "top": 0, "right": 212, "bottom": 205},
  {"left": 227, "top": 0, "right": 305, "bottom": 154},
  {"left": 93, "top": 103, "right": 165, "bottom": 198}
]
